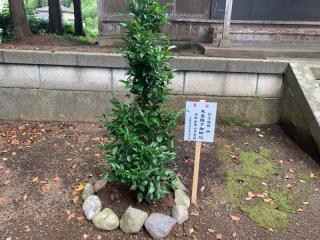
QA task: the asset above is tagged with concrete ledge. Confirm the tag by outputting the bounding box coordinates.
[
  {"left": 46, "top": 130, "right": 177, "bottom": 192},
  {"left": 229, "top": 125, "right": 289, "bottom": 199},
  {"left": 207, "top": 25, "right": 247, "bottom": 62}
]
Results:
[
  {"left": 0, "top": 49, "right": 289, "bottom": 74},
  {"left": 280, "top": 63, "right": 320, "bottom": 160}
]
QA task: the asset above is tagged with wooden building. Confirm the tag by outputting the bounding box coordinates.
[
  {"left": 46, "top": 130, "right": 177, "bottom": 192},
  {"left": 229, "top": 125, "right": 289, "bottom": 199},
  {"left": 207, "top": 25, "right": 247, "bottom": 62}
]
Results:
[{"left": 98, "top": 0, "right": 320, "bottom": 46}]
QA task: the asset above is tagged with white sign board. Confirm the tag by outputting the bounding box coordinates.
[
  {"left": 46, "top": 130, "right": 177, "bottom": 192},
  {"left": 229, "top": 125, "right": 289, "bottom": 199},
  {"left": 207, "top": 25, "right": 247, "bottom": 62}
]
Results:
[{"left": 184, "top": 101, "right": 217, "bottom": 143}]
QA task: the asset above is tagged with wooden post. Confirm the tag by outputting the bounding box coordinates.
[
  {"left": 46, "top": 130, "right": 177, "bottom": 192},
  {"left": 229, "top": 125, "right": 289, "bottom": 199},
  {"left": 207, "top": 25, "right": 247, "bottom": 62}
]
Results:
[
  {"left": 191, "top": 141, "right": 202, "bottom": 204},
  {"left": 219, "top": 0, "right": 233, "bottom": 48},
  {"left": 191, "top": 100, "right": 205, "bottom": 205}
]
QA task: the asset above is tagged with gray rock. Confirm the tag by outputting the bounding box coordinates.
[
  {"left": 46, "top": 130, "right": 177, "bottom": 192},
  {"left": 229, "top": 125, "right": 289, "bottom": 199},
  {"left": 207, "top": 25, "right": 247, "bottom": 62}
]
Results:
[
  {"left": 145, "top": 213, "right": 177, "bottom": 239},
  {"left": 92, "top": 208, "right": 119, "bottom": 231},
  {"left": 120, "top": 206, "right": 148, "bottom": 233},
  {"left": 82, "top": 183, "right": 94, "bottom": 201},
  {"left": 172, "top": 176, "right": 187, "bottom": 191},
  {"left": 174, "top": 190, "right": 190, "bottom": 209},
  {"left": 82, "top": 195, "right": 102, "bottom": 220},
  {"left": 172, "top": 205, "right": 188, "bottom": 224},
  {"left": 93, "top": 177, "right": 108, "bottom": 192}
]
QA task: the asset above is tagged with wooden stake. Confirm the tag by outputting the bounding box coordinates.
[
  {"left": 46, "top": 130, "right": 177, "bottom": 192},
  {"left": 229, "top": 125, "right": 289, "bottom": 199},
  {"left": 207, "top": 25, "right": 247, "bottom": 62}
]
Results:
[
  {"left": 191, "top": 99, "right": 205, "bottom": 205},
  {"left": 191, "top": 141, "right": 202, "bottom": 204}
]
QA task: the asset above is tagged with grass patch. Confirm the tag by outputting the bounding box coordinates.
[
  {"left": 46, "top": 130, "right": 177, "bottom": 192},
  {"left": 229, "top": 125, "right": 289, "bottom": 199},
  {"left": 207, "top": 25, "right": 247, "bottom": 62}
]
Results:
[
  {"left": 226, "top": 170, "right": 245, "bottom": 204},
  {"left": 217, "top": 148, "right": 230, "bottom": 162},
  {"left": 240, "top": 202, "right": 289, "bottom": 231},
  {"left": 269, "top": 190, "right": 295, "bottom": 213},
  {"left": 259, "top": 148, "right": 271, "bottom": 158},
  {"left": 227, "top": 116, "right": 242, "bottom": 126},
  {"left": 297, "top": 172, "right": 312, "bottom": 182},
  {"left": 239, "top": 151, "right": 276, "bottom": 179}
]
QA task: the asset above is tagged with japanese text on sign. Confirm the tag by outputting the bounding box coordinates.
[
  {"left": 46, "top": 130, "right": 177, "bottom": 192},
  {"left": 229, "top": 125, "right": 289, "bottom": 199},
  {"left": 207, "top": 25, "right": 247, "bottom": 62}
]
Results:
[{"left": 184, "top": 101, "right": 217, "bottom": 143}]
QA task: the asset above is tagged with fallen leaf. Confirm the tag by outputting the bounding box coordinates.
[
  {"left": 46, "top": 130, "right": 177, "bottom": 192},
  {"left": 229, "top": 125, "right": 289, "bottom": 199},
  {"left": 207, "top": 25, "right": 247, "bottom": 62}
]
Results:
[
  {"left": 24, "top": 225, "right": 31, "bottom": 232},
  {"left": 279, "top": 160, "right": 284, "bottom": 165},
  {"left": 189, "top": 228, "right": 194, "bottom": 234},
  {"left": 191, "top": 211, "right": 200, "bottom": 217},
  {"left": 310, "top": 173, "right": 317, "bottom": 179},
  {"left": 72, "top": 195, "right": 79, "bottom": 204},
  {"left": 264, "top": 198, "right": 272, "bottom": 203},
  {"left": 54, "top": 176, "right": 61, "bottom": 183},
  {"left": 216, "top": 233, "right": 223, "bottom": 240},
  {"left": 83, "top": 234, "right": 89, "bottom": 239},
  {"left": 303, "top": 202, "right": 309, "bottom": 205},
  {"left": 200, "top": 186, "right": 205, "bottom": 192},
  {"left": 232, "top": 231, "right": 238, "bottom": 239},
  {"left": 23, "top": 194, "right": 28, "bottom": 201},
  {"left": 6, "top": 237, "right": 12, "bottom": 240},
  {"left": 12, "top": 152, "right": 17, "bottom": 156},
  {"left": 289, "top": 158, "right": 294, "bottom": 162},
  {"left": 32, "top": 177, "right": 39, "bottom": 183},
  {"left": 208, "top": 229, "right": 215, "bottom": 234},
  {"left": 77, "top": 216, "right": 84, "bottom": 221},
  {"left": 289, "top": 168, "right": 295, "bottom": 173},
  {"left": 4, "top": 180, "right": 10, "bottom": 186},
  {"left": 287, "top": 183, "right": 293, "bottom": 189},
  {"left": 76, "top": 183, "right": 85, "bottom": 192},
  {"left": 258, "top": 134, "right": 264, "bottom": 138},
  {"left": 67, "top": 212, "right": 76, "bottom": 221},
  {"left": 230, "top": 215, "right": 241, "bottom": 222},
  {"left": 0, "top": 165, "right": 4, "bottom": 170},
  {"left": 300, "top": 180, "right": 306, "bottom": 183},
  {"left": 297, "top": 208, "right": 304, "bottom": 212},
  {"left": 268, "top": 228, "right": 274, "bottom": 232},
  {"left": 257, "top": 193, "right": 267, "bottom": 198}
]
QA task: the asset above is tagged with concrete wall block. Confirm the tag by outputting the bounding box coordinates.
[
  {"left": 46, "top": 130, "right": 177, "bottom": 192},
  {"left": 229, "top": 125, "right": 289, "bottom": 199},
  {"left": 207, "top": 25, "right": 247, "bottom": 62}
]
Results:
[
  {"left": 185, "top": 72, "right": 257, "bottom": 96},
  {"left": 170, "top": 71, "right": 184, "bottom": 94},
  {"left": 2, "top": 50, "right": 78, "bottom": 66},
  {"left": 40, "top": 66, "right": 111, "bottom": 91},
  {"left": 0, "top": 64, "right": 39, "bottom": 88},
  {"left": 257, "top": 74, "right": 283, "bottom": 97},
  {"left": 112, "top": 68, "right": 128, "bottom": 92},
  {"left": 168, "top": 95, "right": 280, "bottom": 124},
  {"left": 0, "top": 88, "right": 42, "bottom": 121}
]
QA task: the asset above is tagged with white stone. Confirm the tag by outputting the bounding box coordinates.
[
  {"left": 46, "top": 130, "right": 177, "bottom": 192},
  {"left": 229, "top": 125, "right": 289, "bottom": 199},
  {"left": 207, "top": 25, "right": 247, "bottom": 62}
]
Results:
[
  {"left": 92, "top": 208, "right": 119, "bottom": 231},
  {"left": 120, "top": 206, "right": 148, "bottom": 233},
  {"left": 145, "top": 213, "right": 177, "bottom": 239},
  {"left": 172, "top": 205, "right": 188, "bottom": 224},
  {"left": 256, "top": 74, "right": 283, "bottom": 97},
  {"left": 93, "top": 178, "right": 108, "bottom": 192},
  {"left": 174, "top": 190, "right": 190, "bottom": 209},
  {"left": 0, "top": 64, "right": 39, "bottom": 88},
  {"left": 40, "top": 66, "right": 111, "bottom": 91},
  {"left": 171, "top": 176, "right": 187, "bottom": 191},
  {"left": 82, "top": 183, "right": 94, "bottom": 200},
  {"left": 82, "top": 195, "right": 102, "bottom": 220}
]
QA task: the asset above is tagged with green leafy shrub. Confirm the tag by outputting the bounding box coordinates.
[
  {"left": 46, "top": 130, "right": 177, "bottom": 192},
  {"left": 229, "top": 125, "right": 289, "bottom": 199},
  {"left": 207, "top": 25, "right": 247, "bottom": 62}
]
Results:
[
  {"left": 0, "top": 12, "right": 13, "bottom": 43},
  {"left": 28, "top": 16, "right": 49, "bottom": 34},
  {"left": 102, "top": 0, "right": 179, "bottom": 202}
]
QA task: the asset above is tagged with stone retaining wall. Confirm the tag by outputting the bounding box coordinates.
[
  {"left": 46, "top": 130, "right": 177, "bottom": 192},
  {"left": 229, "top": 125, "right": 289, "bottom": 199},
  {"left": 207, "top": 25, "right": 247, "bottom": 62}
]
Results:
[{"left": 0, "top": 50, "right": 286, "bottom": 124}]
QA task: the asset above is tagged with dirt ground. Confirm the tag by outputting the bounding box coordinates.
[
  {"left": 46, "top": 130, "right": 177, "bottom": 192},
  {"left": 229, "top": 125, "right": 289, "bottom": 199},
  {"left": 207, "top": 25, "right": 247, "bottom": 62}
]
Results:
[
  {"left": 0, "top": 35, "right": 202, "bottom": 56},
  {"left": 0, "top": 121, "right": 319, "bottom": 240}
]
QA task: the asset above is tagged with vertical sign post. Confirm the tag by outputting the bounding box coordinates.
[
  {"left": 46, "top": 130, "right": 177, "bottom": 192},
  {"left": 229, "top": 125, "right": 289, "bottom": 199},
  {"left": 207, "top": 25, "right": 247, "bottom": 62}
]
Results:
[{"left": 184, "top": 100, "right": 218, "bottom": 204}]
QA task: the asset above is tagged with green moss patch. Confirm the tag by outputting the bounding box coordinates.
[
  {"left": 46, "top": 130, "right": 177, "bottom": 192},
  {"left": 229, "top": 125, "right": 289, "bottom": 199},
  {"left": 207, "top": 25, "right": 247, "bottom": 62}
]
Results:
[
  {"left": 239, "top": 151, "right": 276, "bottom": 179},
  {"left": 225, "top": 170, "right": 245, "bottom": 205},
  {"left": 217, "top": 148, "right": 230, "bottom": 163},
  {"left": 269, "top": 190, "right": 295, "bottom": 213},
  {"left": 241, "top": 203, "right": 289, "bottom": 231},
  {"left": 259, "top": 148, "right": 271, "bottom": 158}
]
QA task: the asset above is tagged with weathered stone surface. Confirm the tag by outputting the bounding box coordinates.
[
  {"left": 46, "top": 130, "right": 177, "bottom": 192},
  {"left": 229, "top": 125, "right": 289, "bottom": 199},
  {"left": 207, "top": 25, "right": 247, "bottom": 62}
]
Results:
[
  {"left": 144, "top": 213, "right": 177, "bottom": 239},
  {"left": 172, "top": 205, "right": 188, "bottom": 224},
  {"left": 82, "top": 183, "right": 94, "bottom": 201},
  {"left": 174, "top": 190, "right": 190, "bottom": 209},
  {"left": 171, "top": 176, "right": 187, "bottom": 191},
  {"left": 92, "top": 208, "right": 119, "bottom": 231},
  {"left": 82, "top": 195, "right": 102, "bottom": 220},
  {"left": 94, "top": 177, "right": 108, "bottom": 192},
  {"left": 120, "top": 206, "right": 148, "bottom": 233}
]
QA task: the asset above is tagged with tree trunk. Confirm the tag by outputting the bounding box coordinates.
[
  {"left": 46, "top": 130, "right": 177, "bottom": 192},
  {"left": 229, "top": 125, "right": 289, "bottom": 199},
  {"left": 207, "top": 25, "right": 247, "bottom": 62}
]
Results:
[
  {"left": 48, "top": 0, "right": 63, "bottom": 35},
  {"left": 8, "top": 0, "right": 32, "bottom": 40},
  {"left": 73, "top": 0, "right": 85, "bottom": 36}
]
